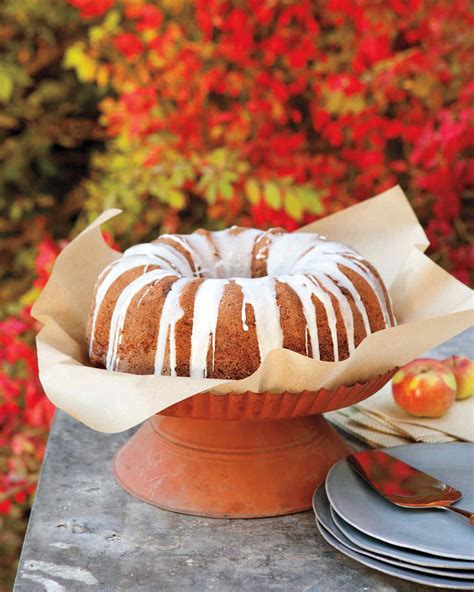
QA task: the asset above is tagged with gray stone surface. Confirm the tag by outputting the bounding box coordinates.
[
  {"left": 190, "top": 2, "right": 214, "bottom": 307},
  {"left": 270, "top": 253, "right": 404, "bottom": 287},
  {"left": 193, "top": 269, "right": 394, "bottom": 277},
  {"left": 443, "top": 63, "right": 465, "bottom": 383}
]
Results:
[{"left": 14, "top": 329, "right": 473, "bottom": 591}]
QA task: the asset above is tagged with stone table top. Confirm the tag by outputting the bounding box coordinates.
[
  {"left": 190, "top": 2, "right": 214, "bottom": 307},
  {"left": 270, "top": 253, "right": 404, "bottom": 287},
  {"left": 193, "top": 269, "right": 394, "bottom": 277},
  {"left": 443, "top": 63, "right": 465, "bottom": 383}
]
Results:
[{"left": 14, "top": 328, "right": 473, "bottom": 591}]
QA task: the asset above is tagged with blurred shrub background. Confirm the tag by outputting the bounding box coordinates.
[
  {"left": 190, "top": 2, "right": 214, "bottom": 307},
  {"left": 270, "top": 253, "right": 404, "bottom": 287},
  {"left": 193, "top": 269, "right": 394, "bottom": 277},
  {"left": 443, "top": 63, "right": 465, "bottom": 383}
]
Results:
[{"left": 0, "top": 0, "right": 472, "bottom": 587}]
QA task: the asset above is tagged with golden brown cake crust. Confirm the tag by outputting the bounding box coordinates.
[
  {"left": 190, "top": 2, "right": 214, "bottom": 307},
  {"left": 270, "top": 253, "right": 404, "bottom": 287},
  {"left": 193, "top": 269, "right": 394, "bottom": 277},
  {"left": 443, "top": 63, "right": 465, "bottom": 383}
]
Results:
[{"left": 88, "top": 226, "right": 395, "bottom": 379}]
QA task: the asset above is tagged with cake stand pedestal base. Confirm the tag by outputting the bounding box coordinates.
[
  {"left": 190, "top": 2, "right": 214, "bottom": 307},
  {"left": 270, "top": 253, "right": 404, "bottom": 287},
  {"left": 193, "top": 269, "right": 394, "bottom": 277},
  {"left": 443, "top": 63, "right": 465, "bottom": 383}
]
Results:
[{"left": 113, "top": 414, "right": 352, "bottom": 518}]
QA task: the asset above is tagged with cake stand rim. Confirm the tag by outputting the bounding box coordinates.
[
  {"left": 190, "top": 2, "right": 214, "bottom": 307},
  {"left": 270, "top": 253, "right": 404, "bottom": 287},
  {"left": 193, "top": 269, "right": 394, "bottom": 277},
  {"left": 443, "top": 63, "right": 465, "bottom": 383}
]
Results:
[{"left": 159, "top": 366, "right": 398, "bottom": 420}]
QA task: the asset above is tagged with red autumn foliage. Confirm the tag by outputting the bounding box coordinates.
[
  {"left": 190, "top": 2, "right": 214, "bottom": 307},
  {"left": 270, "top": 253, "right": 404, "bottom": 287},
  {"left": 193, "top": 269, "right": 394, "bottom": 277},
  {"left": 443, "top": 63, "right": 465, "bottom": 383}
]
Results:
[
  {"left": 113, "top": 32, "right": 145, "bottom": 59},
  {"left": 1, "top": 1, "right": 472, "bottom": 567},
  {"left": 63, "top": 0, "right": 472, "bottom": 286},
  {"left": 0, "top": 240, "right": 57, "bottom": 518},
  {"left": 69, "top": 0, "right": 114, "bottom": 19}
]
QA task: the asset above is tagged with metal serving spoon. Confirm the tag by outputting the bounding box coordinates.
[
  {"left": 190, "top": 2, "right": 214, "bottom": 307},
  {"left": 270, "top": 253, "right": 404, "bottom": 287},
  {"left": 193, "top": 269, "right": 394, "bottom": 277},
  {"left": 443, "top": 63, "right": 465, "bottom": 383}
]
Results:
[{"left": 347, "top": 450, "right": 474, "bottom": 525}]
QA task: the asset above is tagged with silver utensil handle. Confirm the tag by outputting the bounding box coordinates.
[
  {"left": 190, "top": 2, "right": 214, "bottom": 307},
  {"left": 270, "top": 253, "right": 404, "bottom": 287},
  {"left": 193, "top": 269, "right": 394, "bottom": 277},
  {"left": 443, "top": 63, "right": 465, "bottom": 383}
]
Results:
[{"left": 441, "top": 505, "right": 474, "bottom": 525}]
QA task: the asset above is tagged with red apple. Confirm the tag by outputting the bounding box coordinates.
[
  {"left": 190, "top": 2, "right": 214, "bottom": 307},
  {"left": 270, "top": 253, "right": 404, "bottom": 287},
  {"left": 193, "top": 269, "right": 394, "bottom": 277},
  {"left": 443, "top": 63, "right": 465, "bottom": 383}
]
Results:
[
  {"left": 442, "top": 355, "right": 474, "bottom": 400},
  {"left": 392, "top": 358, "right": 457, "bottom": 418}
]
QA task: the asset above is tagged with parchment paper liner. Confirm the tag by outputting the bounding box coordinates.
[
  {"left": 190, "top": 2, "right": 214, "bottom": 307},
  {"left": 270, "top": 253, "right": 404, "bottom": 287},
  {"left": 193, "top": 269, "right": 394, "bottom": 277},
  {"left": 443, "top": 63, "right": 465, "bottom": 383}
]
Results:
[{"left": 32, "top": 185, "right": 473, "bottom": 433}]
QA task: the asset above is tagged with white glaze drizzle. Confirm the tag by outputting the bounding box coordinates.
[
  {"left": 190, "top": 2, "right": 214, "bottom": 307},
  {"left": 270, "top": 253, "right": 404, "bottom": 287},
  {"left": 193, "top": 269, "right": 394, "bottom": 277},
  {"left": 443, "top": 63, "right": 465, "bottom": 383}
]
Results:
[
  {"left": 346, "top": 255, "right": 393, "bottom": 326},
  {"left": 297, "top": 244, "right": 391, "bottom": 320},
  {"left": 278, "top": 274, "right": 321, "bottom": 358},
  {"left": 311, "top": 272, "right": 356, "bottom": 355},
  {"left": 189, "top": 279, "right": 228, "bottom": 377},
  {"left": 310, "top": 276, "right": 341, "bottom": 361},
  {"left": 125, "top": 243, "right": 194, "bottom": 276},
  {"left": 89, "top": 255, "right": 145, "bottom": 357},
  {"left": 88, "top": 243, "right": 190, "bottom": 357},
  {"left": 90, "top": 225, "right": 394, "bottom": 377},
  {"left": 314, "top": 260, "right": 372, "bottom": 336},
  {"left": 160, "top": 227, "right": 266, "bottom": 279},
  {"left": 159, "top": 234, "right": 195, "bottom": 256},
  {"left": 211, "top": 228, "right": 263, "bottom": 278},
  {"left": 234, "top": 277, "right": 284, "bottom": 361},
  {"left": 266, "top": 233, "right": 327, "bottom": 275},
  {"left": 106, "top": 269, "right": 173, "bottom": 371},
  {"left": 158, "top": 235, "right": 198, "bottom": 274},
  {"left": 183, "top": 233, "right": 220, "bottom": 277},
  {"left": 308, "top": 275, "right": 341, "bottom": 360},
  {"left": 154, "top": 277, "right": 189, "bottom": 376},
  {"left": 285, "top": 243, "right": 389, "bottom": 336}
]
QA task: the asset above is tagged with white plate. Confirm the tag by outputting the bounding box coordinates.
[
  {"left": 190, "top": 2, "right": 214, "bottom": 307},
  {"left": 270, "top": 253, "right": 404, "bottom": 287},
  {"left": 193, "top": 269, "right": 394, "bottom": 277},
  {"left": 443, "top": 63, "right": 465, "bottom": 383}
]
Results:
[
  {"left": 329, "top": 506, "right": 474, "bottom": 570},
  {"left": 326, "top": 443, "right": 474, "bottom": 560},
  {"left": 316, "top": 520, "right": 474, "bottom": 590},
  {"left": 313, "top": 484, "right": 474, "bottom": 577}
]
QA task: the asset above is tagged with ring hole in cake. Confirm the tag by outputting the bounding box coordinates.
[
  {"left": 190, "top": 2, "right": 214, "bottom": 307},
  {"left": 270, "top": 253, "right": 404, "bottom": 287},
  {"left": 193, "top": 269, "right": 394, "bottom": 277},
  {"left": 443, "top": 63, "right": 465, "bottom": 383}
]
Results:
[{"left": 87, "top": 226, "right": 395, "bottom": 380}]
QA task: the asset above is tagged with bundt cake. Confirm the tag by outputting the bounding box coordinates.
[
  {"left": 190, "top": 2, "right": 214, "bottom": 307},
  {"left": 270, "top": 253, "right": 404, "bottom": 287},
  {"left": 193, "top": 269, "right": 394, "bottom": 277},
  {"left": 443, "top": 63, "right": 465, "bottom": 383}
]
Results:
[{"left": 87, "top": 227, "right": 395, "bottom": 379}]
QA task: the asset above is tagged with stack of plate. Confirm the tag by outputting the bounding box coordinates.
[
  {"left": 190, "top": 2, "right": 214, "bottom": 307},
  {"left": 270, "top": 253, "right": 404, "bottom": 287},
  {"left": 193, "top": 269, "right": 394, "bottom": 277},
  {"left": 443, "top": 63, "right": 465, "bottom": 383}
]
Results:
[{"left": 313, "top": 443, "right": 474, "bottom": 589}]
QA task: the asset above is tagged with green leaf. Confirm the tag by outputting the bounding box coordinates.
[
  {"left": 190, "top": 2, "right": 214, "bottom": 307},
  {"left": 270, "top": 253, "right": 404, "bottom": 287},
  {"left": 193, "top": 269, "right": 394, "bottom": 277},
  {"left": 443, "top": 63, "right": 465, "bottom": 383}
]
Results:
[
  {"left": 89, "top": 26, "right": 105, "bottom": 43},
  {"left": 196, "top": 170, "right": 213, "bottom": 192},
  {"left": 9, "top": 200, "right": 23, "bottom": 221},
  {"left": 63, "top": 43, "right": 81, "bottom": 69},
  {"left": 208, "top": 148, "right": 228, "bottom": 166},
  {"left": 20, "top": 285, "right": 42, "bottom": 307},
  {"left": 170, "top": 168, "right": 185, "bottom": 187},
  {"left": 218, "top": 179, "right": 233, "bottom": 199},
  {"left": 205, "top": 182, "right": 217, "bottom": 204},
  {"left": 170, "top": 163, "right": 195, "bottom": 187},
  {"left": 104, "top": 10, "right": 121, "bottom": 31},
  {"left": 222, "top": 171, "right": 238, "bottom": 183},
  {"left": 263, "top": 182, "right": 282, "bottom": 209},
  {"left": 284, "top": 189, "right": 304, "bottom": 221},
  {"left": 0, "top": 70, "right": 13, "bottom": 102},
  {"left": 323, "top": 88, "right": 365, "bottom": 116},
  {"left": 295, "top": 187, "right": 325, "bottom": 214},
  {"left": 245, "top": 179, "right": 260, "bottom": 204},
  {"left": 168, "top": 188, "right": 186, "bottom": 209},
  {"left": 63, "top": 43, "right": 96, "bottom": 82}
]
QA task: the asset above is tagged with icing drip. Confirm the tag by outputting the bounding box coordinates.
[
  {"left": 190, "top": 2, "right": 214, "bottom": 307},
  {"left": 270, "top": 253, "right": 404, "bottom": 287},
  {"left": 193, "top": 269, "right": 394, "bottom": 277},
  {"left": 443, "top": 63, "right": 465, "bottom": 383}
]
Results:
[
  {"left": 315, "top": 261, "right": 372, "bottom": 336},
  {"left": 346, "top": 255, "right": 393, "bottom": 326},
  {"left": 158, "top": 235, "right": 198, "bottom": 275},
  {"left": 125, "top": 243, "right": 194, "bottom": 276},
  {"left": 282, "top": 245, "right": 382, "bottom": 336},
  {"left": 292, "top": 244, "right": 392, "bottom": 329},
  {"left": 153, "top": 277, "right": 189, "bottom": 376},
  {"left": 311, "top": 272, "right": 356, "bottom": 355},
  {"left": 279, "top": 275, "right": 321, "bottom": 358},
  {"left": 308, "top": 276, "right": 340, "bottom": 361},
  {"left": 89, "top": 224, "right": 395, "bottom": 378},
  {"left": 183, "top": 233, "right": 220, "bottom": 278},
  {"left": 106, "top": 269, "right": 172, "bottom": 371},
  {"left": 159, "top": 234, "right": 194, "bottom": 256},
  {"left": 212, "top": 228, "right": 263, "bottom": 278},
  {"left": 189, "top": 279, "right": 228, "bottom": 377},
  {"left": 266, "top": 233, "right": 327, "bottom": 275},
  {"left": 183, "top": 228, "right": 263, "bottom": 278},
  {"left": 89, "top": 255, "right": 150, "bottom": 358},
  {"left": 234, "top": 277, "right": 284, "bottom": 362},
  {"left": 88, "top": 243, "right": 190, "bottom": 357}
]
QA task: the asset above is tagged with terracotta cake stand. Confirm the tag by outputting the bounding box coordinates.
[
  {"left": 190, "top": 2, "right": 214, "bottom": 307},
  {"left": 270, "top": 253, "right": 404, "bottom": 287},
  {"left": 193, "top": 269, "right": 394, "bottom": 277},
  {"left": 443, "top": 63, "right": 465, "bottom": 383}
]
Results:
[{"left": 113, "top": 370, "right": 396, "bottom": 518}]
